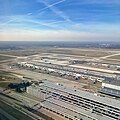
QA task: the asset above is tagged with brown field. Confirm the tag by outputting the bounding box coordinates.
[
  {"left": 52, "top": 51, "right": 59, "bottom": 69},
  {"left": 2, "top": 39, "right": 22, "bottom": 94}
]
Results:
[
  {"left": 46, "top": 48, "right": 117, "bottom": 57},
  {"left": 107, "top": 55, "right": 120, "bottom": 59},
  {"left": 0, "top": 71, "right": 21, "bottom": 88},
  {"left": 0, "top": 55, "right": 15, "bottom": 61},
  {"left": 0, "top": 47, "right": 119, "bottom": 57},
  {"left": 102, "top": 59, "right": 120, "bottom": 65}
]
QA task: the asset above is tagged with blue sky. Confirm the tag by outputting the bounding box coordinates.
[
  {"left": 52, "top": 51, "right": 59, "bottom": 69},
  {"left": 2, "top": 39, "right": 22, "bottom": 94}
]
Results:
[{"left": 0, "top": 0, "right": 120, "bottom": 41}]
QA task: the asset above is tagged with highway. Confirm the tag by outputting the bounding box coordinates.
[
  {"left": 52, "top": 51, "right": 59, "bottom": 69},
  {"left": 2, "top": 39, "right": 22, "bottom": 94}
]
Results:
[
  {"left": 0, "top": 87, "right": 43, "bottom": 120},
  {"left": 0, "top": 107, "right": 17, "bottom": 120}
]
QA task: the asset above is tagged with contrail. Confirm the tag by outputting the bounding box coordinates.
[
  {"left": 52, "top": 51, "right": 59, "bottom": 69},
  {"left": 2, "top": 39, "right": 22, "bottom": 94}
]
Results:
[
  {"left": 40, "top": 0, "right": 72, "bottom": 23},
  {"left": 0, "top": 19, "right": 16, "bottom": 26},
  {"left": 30, "top": 20, "right": 65, "bottom": 29},
  {"left": 1, "top": 0, "right": 67, "bottom": 27},
  {"left": 38, "top": 0, "right": 66, "bottom": 12},
  {"left": 1, "top": 13, "right": 33, "bottom": 26}
]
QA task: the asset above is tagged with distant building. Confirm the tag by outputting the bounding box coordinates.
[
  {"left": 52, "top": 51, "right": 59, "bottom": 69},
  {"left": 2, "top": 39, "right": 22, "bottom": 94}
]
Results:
[{"left": 100, "top": 79, "right": 120, "bottom": 97}]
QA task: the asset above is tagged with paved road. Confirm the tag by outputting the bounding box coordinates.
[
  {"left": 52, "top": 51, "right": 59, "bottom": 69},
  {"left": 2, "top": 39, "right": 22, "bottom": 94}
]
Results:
[
  {"left": 70, "top": 64, "right": 120, "bottom": 74},
  {"left": 0, "top": 53, "right": 17, "bottom": 58},
  {"left": 100, "top": 53, "right": 120, "bottom": 59}
]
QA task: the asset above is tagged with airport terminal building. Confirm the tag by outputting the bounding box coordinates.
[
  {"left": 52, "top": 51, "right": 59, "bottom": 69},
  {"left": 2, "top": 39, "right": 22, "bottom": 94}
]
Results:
[{"left": 27, "top": 80, "right": 120, "bottom": 120}]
